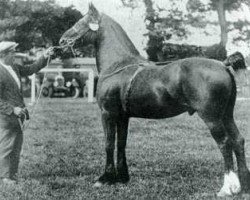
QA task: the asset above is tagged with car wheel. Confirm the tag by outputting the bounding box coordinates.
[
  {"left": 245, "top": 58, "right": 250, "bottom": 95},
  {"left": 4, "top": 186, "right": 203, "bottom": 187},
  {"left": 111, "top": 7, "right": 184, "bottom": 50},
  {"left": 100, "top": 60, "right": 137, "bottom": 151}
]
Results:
[
  {"left": 71, "top": 87, "right": 80, "bottom": 98},
  {"left": 42, "top": 87, "right": 53, "bottom": 98}
]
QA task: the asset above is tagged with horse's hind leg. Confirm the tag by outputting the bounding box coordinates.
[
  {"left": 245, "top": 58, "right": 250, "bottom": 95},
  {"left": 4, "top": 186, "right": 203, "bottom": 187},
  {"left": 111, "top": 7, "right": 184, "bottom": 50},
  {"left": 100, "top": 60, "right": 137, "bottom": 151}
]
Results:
[
  {"left": 199, "top": 114, "right": 238, "bottom": 196},
  {"left": 223, "top": 117, "right": 250, "bottom": 193},
  {"left": 116, "top": 114, "right": 130, "bottom": 183},
  {"left": 94, "top": 111, "right": 117, "bottom": 187}
]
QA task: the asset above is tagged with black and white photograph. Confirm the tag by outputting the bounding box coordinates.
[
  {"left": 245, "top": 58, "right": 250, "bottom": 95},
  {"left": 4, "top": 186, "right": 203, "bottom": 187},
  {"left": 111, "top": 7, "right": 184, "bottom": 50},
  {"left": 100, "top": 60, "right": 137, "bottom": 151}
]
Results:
[{"left": 0, "top": 0, "right": 250, "bottom": 199}]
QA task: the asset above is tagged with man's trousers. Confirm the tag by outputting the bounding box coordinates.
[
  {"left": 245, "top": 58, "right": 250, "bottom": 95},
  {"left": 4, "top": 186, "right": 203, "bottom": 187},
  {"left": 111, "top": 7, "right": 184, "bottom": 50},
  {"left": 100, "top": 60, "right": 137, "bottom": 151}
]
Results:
[{"left": 0, "top": 114, "right": 23, "bottom": 180}]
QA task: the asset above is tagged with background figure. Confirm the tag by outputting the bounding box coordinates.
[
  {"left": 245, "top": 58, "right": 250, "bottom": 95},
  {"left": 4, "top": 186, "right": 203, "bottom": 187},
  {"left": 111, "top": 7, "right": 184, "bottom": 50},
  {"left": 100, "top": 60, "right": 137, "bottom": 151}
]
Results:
[{"left": 0, "top": 41, "right": 54, "bottom": 185}]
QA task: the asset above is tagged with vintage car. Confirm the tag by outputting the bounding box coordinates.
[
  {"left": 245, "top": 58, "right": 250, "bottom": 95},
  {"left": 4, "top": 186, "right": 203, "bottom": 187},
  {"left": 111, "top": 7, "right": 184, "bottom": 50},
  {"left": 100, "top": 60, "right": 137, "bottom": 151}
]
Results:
[
  {"left": 41, "top": 73, "right": 81, "bottom": 98},
  {"left": 37, "top": 57, "right": 98, "bottom": 98}
]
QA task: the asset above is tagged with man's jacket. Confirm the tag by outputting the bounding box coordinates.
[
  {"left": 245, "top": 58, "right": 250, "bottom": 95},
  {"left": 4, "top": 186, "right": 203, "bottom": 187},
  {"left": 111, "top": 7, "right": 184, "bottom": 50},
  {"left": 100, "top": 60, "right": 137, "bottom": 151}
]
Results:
[{"left": 0, "top": 56, "right": 48, "bottom": 115}]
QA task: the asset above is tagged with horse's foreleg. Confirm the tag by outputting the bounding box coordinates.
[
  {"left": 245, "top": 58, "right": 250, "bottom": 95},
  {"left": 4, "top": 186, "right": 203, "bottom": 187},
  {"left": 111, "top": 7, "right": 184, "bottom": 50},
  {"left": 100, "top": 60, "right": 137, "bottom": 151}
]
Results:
[
  {"left": 116, "top": 115, "right": 129, "bottom": 183},
  {"left": 223, "top": 118, "right": 250, "bottom": 193},
  {"left": 202, "top": 118, "right": 238, "bottom": 196},
  {"left": 94, "top": 111, "right": 117, "bottom": 187}
]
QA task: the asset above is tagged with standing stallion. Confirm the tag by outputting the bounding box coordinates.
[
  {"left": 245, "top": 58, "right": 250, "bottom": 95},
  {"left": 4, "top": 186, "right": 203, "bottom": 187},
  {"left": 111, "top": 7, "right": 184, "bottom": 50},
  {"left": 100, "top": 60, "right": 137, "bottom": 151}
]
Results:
[{"left": 60, "top": 4, "right": 250, "bottom": 196}]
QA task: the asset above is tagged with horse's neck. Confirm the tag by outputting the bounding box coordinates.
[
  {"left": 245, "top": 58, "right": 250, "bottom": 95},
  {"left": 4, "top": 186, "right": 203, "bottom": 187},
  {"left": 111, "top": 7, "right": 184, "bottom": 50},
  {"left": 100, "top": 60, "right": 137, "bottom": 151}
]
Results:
[{"left": 96, "top": 15, "right": 145, "bottom": 74}]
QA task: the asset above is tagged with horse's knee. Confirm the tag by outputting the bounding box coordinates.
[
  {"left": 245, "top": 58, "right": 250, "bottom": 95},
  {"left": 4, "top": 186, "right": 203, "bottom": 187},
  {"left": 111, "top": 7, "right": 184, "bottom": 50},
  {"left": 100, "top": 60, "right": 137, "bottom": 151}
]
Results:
[{"left": 105, "top": 140, "right": 115, "bottom": 156}]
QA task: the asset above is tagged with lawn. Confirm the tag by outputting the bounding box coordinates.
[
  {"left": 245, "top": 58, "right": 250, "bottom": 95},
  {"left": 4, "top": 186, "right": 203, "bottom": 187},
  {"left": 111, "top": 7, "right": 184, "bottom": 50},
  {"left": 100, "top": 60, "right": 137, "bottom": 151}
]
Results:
[{"left": 0, "top": 98, "right": 250, "bottom": 200}]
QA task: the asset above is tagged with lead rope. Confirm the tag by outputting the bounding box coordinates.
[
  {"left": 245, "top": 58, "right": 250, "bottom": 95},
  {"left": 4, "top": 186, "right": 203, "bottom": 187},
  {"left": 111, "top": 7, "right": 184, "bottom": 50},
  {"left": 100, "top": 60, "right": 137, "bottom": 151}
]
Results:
[
  {"left": 21, "top": 55, "right": 51, "bottom": 131},
  {"left": 21, "top": 44, "right": 77, "bottom": 131}
]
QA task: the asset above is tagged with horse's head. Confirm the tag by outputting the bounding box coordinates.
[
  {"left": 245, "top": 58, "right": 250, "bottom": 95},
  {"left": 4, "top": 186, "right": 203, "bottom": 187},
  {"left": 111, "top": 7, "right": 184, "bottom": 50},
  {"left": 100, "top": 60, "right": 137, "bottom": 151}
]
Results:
[{"left": 59, "top": 3, "right": 100, "bottom": 47}]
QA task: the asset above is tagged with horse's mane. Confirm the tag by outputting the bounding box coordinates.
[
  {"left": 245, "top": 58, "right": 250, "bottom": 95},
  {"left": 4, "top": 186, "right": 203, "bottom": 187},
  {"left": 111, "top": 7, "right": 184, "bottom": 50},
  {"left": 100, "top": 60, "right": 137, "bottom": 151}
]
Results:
[{"left": 100, "top": 14, "right": 140, "bottom": 56}]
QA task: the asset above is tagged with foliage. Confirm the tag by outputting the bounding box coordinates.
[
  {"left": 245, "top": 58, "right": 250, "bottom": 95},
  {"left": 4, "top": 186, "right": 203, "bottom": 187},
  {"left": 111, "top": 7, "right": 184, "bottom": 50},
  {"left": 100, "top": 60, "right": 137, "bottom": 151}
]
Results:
[
  {"left": 121, "top": 0, "right": 250, "bottom": 61},
  {"left": 187, "top": 0, "right": 250, "bottom": 45},
  {"left": 0, "top": 0, "right": 95, "bottom": 58}
]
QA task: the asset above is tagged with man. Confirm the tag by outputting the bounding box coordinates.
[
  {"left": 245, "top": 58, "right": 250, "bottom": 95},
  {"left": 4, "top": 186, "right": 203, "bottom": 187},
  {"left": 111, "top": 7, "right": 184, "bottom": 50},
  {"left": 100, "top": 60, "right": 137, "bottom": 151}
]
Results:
[{"left": 0, "top": 41, "right": 54, "bottom": 185}]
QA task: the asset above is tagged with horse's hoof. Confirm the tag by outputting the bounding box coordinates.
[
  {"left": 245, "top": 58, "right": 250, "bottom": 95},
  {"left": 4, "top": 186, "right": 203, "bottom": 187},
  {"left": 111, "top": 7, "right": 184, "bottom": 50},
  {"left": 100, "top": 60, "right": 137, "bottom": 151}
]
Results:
[
  {"left": 217, "top": 171, "right": 241, "bottom": 197},
  {"left": 217, "top": 189, "right": 232, "bottom": 197},
  {"left": 116, "top": 175, "right": 130, "bottom": 184},
  {"left": 117, "top": 178, "right": 129, "bottom": 184},
  {"left": 93, "top": 179, "right": 116, "bottom": 187},
  {"left": 93, "top": 181, "right": 103, "bottom": 188},
  {"left": 94, "top": 173, "right": 116, "bottom": 186}
]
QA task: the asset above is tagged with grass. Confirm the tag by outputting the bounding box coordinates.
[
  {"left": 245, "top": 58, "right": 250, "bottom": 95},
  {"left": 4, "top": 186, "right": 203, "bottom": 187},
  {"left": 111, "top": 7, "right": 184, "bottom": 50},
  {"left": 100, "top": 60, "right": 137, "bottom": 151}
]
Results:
[{"left": 0, "top": 98, "right": 250, "bottom": 199}]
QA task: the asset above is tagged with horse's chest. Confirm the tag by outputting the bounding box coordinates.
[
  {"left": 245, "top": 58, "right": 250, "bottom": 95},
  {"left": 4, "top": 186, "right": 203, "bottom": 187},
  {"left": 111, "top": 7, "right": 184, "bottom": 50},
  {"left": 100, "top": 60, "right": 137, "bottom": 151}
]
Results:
[{"left": 97, "top": 78, "right": 124, "bottom": 113}]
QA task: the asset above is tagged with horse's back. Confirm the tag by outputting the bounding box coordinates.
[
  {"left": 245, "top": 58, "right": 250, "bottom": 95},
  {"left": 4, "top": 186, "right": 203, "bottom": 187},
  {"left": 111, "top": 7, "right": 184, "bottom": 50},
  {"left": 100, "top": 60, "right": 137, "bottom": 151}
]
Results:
[{"left": 169, "top": 57, "right": 234, "bottom": 119}]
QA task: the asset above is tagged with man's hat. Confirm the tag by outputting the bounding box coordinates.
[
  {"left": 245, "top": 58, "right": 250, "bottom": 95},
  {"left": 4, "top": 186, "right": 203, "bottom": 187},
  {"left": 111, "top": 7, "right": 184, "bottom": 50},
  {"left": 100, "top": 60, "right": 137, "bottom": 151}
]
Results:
[{"left": 0, "top": 41, "right": 18, "bottom": 54}]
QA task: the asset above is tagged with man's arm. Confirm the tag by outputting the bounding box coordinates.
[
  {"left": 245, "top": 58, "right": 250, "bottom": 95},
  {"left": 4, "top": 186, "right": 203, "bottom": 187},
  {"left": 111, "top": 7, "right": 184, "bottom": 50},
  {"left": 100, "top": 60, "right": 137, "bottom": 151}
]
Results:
[
  {"left": 18, "top": 47, "right": 54, "bottom": 77},
  {"left": 18, "top": 55, "right": 49, "bottom": 76}
]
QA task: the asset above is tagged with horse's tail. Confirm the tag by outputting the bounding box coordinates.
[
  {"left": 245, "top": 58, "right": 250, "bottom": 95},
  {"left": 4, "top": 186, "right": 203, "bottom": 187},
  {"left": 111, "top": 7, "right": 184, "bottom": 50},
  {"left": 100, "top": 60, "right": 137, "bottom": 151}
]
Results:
[
  {"left": 224, "top": 68, "right": 237, "bottom": 118},
  {"left": 223, "top": 51, "right": 247, "bottom": 72}
]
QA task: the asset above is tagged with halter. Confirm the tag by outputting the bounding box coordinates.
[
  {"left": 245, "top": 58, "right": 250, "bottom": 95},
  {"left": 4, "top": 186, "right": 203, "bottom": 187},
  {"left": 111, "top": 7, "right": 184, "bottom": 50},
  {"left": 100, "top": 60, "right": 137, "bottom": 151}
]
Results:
[
  {"left": 22, "top": 55, "right": 52, "bottom": 131},
  {"left": 62, "top": 20, "right": 89, "bottom": 47}
]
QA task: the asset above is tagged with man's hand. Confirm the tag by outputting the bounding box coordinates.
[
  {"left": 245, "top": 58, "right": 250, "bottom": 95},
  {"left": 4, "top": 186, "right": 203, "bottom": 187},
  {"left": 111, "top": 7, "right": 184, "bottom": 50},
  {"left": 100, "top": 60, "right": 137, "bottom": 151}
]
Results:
[
  {"left": 13, "top": 107, "right": 28, "bottom": 119},
  {"left": 44, "top": 47, "right": 55, "bottom": 59}
]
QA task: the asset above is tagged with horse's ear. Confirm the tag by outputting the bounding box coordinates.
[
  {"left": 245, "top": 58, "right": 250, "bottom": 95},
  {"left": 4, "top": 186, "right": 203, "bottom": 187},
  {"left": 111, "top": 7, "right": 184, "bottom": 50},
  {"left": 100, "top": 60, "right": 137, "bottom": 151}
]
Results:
[
  {"left": 88, "top": 3, "right": 100, "bottom": 18},
  {"left": 88, "top": 3, "right": 100, "bottom": 31}
]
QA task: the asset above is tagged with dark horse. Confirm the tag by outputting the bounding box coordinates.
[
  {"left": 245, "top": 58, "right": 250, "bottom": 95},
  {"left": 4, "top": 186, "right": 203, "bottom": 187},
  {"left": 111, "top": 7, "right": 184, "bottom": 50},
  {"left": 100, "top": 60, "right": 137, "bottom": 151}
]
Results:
[{"left": 60, "top": 4, "right": 250, "bottom": 196}]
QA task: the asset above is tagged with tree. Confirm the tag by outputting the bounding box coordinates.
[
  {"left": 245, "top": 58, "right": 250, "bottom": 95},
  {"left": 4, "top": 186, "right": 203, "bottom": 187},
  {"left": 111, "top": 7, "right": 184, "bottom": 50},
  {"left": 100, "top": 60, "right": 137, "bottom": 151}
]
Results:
[
  {"left": 13, "top": 1, "right": 82, "bottom": 50},
  {"left": 0, "top": 0, "right": 29, "bottom": 41},
  {"left": 186, "top": 0, "right": 250, "bottom": 48},
  {"left": 121, "top": 0, "right": 250, "bottom": 61},
  {"left": 0, "top": 0, "right": 95, "bottom": 58},
  {"left": 123, "top": 0, "right": 190, "bottom": 61}
]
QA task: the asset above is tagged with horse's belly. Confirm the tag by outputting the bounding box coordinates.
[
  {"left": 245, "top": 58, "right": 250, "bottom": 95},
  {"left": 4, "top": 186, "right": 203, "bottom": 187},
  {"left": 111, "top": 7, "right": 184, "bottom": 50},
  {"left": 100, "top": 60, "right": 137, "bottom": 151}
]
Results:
[
  {"left": 128, "top": 94, "right": 187, "bottom": 119},
  {"left": 130, "top": 106, "right": 186, "bottom": 119}
]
